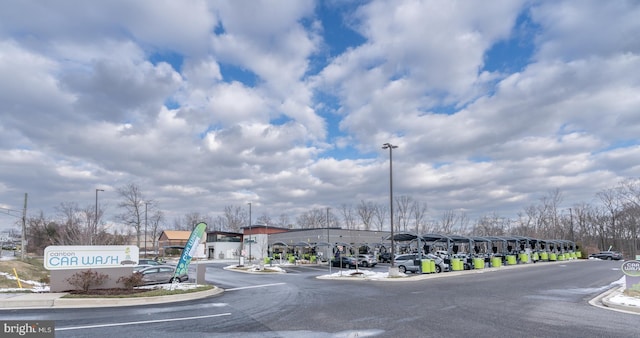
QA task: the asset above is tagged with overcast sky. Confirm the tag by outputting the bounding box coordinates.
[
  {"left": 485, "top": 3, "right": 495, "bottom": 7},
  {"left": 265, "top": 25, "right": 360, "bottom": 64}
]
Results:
[{"left": 1, "top": 0, "right": 640, "bottom": 231}]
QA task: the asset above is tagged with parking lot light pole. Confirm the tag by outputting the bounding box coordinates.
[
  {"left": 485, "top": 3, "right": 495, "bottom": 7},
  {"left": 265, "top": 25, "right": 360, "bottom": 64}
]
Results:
[
  {"left": 94, "top": 189, "right": 104, "bottom": 246},
  {"left": 144, "top": 201, "right": 148, "bottom": 257},
  {"left": 382, "top": 143, "right": 398, "bottom": 268},
  {"left": 248, "top": 202, "right": 252, "bottom": 264},
  {"left": 327, "top": 207, "right": 331, "bottom": 274}
]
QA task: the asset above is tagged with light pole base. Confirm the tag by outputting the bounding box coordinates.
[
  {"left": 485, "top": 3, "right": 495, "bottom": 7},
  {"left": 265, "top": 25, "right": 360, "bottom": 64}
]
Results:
[{"left": 388, "top": 266, "right": 400, "bottom": 277}]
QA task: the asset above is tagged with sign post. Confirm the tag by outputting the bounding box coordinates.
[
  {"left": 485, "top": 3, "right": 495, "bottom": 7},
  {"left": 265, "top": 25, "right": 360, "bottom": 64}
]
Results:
[{"left": 621, "top": 260, "right": 640, "bottom": 292}]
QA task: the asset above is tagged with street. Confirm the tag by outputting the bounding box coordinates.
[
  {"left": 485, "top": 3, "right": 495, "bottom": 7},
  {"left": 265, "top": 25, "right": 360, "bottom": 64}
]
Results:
[{"left": 0, "top": 260, "right": 637, "bottom": 337}]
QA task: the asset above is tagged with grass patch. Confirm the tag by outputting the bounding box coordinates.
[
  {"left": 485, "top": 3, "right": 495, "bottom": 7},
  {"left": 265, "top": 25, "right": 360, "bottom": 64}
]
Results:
[
  {"left": 624, "top": 289, "right": 640, "bottom": 298},
  {"left": 0, "top": 258, "right": 48, "bottom": 289},
  {"left": 62, "top": 285, "right": 214, "bottom": 298}
]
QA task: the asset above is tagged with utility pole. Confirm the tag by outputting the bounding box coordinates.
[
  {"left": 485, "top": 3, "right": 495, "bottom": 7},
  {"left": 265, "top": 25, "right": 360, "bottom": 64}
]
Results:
[{"left": 21, "top": 193, "right": 27, "bottom": 260}]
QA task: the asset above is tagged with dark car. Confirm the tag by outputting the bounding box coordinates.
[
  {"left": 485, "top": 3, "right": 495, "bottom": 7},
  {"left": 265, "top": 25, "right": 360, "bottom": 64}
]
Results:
[
  {"left": 589, "top": 251, "right": 623, "bottom": 260},
  {"left": 134, "top": 265, "right": 189, "bottom": 285},
  {"left": 379, "top": 252, "right": 392, "bottom": 263},
  {"left": 138, "top": 259, "right": 163, "bottom": 266},
  {"left": 331, "top": 256, "right": 358, "bottom": 268}
]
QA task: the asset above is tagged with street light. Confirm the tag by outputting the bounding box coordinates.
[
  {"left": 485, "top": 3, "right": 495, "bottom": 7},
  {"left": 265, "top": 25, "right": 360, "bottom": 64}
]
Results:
[
  {"left": 327, "top": 207, "right": 331, "bottom": 274},
  {"left": 248, "top": 202, "right": 252, "bottom": 263},
  {"left": 94, "top": 189, "right": 104, "bottom": 246},
  {"left": 382, "top": 143, "right": 398, "bottom": 268},
  {"left": 144, "top": 201, "right": 148, "bottom": 257}
]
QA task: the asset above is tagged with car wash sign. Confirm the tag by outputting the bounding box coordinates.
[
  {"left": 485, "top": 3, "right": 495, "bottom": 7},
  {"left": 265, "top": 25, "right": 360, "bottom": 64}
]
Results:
[
  {"left": 621, "top": 260, "right": 640, "bottom": 292},
  {"left": 44, "top": 245, "right": 139, "bottom": 270}
]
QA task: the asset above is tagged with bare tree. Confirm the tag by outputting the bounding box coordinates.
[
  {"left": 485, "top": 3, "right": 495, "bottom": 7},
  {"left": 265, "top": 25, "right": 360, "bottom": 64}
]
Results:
[
  {"left": 395, "top": 195, "right": 412, "bottom": 232},
  {"left": 356, "top": 200, "right": 376, "bottom": 230},
  {"left": 223, "top": 205, "right": 249, "bottom": 232},
  {"left": 296, "top": 208, "right": 326, "bottom": 229},
  {"left": 596, "top": 187, "right": 622, "bottom": 250},
  {"left": 437, "top": 209, "right": 457, "bottom": 234},
  {"left": 25, "top": 211, "right": 58, "bottom": 255},
  {"left": 116, "top": 183, "right": 146, "bottom": 248},
  {"left": 277, "top": 213, "right": 291, "bottom": 228},
  {"left": 174, "top": 211, "right": 213, "bottom": 230},
  {"left": 256, "top": 213, "right": 273, "bottom": 226},
  {"left": 410, "top": 201, "right": 428, "bottom": 234},
  {"left": 372, "top": 203, "right": 388, "bottom": 231},
  {"left": 149, "top": 210, "right": 165, "bottom": 254},
  {"left": 472, "top": 213, "right": 509, "bottom": 236},
  {"left": 339, "top": 204, "right": 356, "bottom": 229}
]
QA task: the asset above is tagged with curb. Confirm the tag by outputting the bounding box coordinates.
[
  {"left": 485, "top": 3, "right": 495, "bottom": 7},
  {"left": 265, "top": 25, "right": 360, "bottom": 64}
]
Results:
[
  {"left": 0, "top": 287, "right": 223, "bottom": 310},
  {"left": 600, "top": 286, "right": 640, "bottom": 314},
  {"left": 316, "top": 258, "right": 585, "bottom": 282}
]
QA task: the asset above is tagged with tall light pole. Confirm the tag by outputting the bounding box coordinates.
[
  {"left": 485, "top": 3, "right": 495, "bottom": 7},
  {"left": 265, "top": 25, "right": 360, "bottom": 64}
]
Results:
[
  {"left": 327, "top": 207, "right": 331, "bottom": 274},
  {"left": 94, "top": 189, "right": 104, "bottom": 246},
  {"left": 382, "top": 143, "right": 398, "bottom": 268},
  {"left": 144, "top": 201, "right": 148, "bottom": 257},
  {"left": 248, "top": 202, "right": 252, "bottom": 263}
]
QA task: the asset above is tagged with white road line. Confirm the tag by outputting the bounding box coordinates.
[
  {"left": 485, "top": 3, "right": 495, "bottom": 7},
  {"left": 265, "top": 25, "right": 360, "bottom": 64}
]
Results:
[
  {"left": 56, "top": 313, "right": 232, "bottom": 331},
  {"left": 225, "top": 282, "right": 286, "bottom": 291}
]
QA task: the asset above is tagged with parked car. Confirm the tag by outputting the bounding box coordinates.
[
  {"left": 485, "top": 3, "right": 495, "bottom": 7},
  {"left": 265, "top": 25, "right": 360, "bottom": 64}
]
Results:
[
  {"left": 394, "top": 254, "right": 420, "bottom": 273},
  {"left": 331, "top": 256, "right": 358, "bottom": 269},
  {"left": 589, "top": 251, "right": 623, "bottom": 260},
  {"left": 395, "top": 254, "right": 448, "bottom": 273},
  {"left": 379, "top": 252, "right": 392, "bottom": 263},
  {"left": 133, "top": 264, "right": 153, "bottom": 272},
  {"left": 138, "top": 258, "right": 166, "bottom": 266},
  {"left": 134, "top": 265, "right": 189, "bottom": 285},
  {"left": 358, "top": 254, "right": 378, "bottom": 267},
  {"left": 424, "top": 253, "right": 449, "bottom": 273}
]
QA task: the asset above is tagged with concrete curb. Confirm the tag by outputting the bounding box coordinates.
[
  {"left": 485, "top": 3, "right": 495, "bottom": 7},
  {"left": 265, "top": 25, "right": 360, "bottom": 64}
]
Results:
[
  {"left": 316, "top": 258, "right": 585, "bottom": 282},
  {"left": 600, "top": 286, "right": 640, "bottom": 314},
  {"left": 0, "top": 287, "right": 223, "bottom": 310}
]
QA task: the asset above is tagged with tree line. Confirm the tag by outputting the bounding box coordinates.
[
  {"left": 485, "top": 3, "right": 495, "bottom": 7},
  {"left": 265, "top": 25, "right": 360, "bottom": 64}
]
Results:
[{"left": 19, "top": 178, "right": 640, "bottom": 258}]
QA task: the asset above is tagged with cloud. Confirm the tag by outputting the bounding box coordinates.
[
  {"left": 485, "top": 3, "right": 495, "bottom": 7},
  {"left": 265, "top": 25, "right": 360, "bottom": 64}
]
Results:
[{"left": 1, "top": 1, "right": 640, "bottom": 230}]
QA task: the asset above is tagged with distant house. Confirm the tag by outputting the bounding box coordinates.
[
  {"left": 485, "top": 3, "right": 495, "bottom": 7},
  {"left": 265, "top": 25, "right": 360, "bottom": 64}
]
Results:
[{"left": 158, "top": 230, "right": 206, "bottom": 257}]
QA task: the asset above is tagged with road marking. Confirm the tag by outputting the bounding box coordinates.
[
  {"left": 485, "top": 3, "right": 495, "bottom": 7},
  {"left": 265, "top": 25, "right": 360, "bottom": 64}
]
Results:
[
  {"left": 56, "top": 313, "right": 232, "bottom": 331},
  {"left": 225, "top": 282, "right": 286, "bottom": 291}
]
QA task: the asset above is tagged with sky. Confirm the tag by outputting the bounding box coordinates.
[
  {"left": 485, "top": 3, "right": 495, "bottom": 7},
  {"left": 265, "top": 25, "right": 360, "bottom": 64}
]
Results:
[{"left": 1, "top": 0, "right": 640, "bottom": 232}]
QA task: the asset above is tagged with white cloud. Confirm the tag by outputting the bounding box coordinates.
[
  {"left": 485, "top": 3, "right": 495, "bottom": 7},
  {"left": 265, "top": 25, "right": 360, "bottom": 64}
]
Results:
[{"left": 1, "top": 1, "right": 640, "bottom": 231}]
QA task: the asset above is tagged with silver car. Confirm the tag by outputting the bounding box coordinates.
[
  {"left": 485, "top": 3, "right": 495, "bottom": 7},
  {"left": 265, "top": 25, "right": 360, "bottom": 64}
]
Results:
[
  {"left": 394, "top": 254, "right": 420, "bottom": 273},
  {"left": 395, "top": 254, "right": 448, "bottom": 273},
  {"left": 135, "top": 265, "right": 189, "bottom": 285},
  {"left": 357, "top": 254, "right": 378, "bottom": 267}
]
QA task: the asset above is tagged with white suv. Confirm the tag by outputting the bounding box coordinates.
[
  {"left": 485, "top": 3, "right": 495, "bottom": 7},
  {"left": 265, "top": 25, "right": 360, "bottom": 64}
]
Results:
[{"left": 357, "top": 254, "right": 378, "bottom": 267}]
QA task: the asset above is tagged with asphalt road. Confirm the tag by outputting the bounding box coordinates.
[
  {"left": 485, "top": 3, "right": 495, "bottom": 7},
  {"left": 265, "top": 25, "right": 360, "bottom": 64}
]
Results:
[{"left": 0, "top": 260, "right": 637, "bottom": 338}]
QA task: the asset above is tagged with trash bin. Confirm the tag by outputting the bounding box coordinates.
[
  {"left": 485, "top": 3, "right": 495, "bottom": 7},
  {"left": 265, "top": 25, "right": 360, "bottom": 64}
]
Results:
[
  {"left": 421, "top": 259, "right": 433, "bottom": 274},
  {"left": 532, "top": 252, "right": 539, "bottom": 261},
  {"left": 473, "top": 258, "right": 484, "bottom": 269},
  {"left": 519, "top": 253, "right": 529, "bottom": 264},
  {"left": 451, "top": 258, "right": 464, "bottom": 271},
  {"left": 549, "top": 253, "right": 557, "bottom": 261},
  {"left": 491, "top": 257, "right": 502, "bottom": 267},
  {"left": 506, "top": 255, "right": 517, "bottom": 265},
  {"left": 576, "top": 251, "right": 582, "bottom": 258},
  {"left": 540, "top": 252, "right": 549, "bottom": 261}
]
